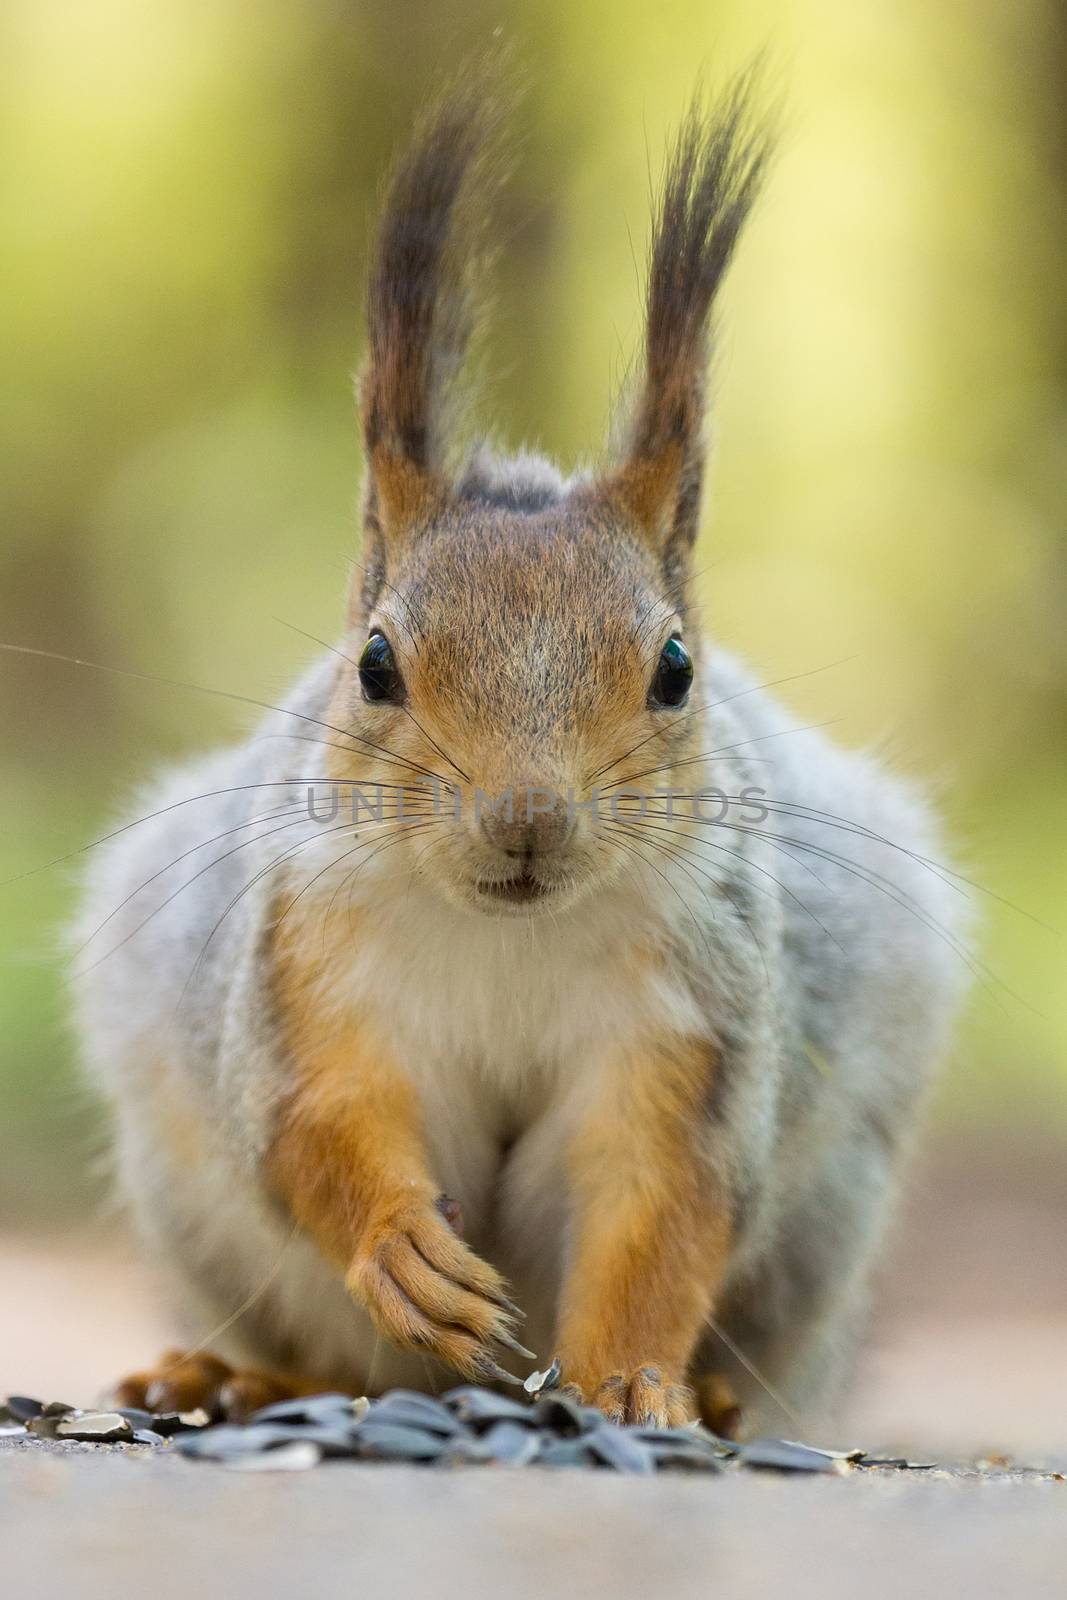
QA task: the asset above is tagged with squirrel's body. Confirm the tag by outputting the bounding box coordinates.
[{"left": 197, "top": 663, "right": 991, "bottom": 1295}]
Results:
[{"left": 73, "top": 78, "right": 968, "bottom": 1433}]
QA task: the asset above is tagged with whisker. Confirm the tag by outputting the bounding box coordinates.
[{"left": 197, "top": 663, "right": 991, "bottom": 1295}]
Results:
[
  {"left": 584, "top": 656, "right": 853, "bottom": 787},
  {"left": 337, "top": 823, "right": 443, "bottom": 945},
  {"left": 70, "top": 800, "right": 311, "bottom": 958},
  {"left": 0, "top": 639, "right": 451, "bottom": 790},
  {"left": 611, "top": 806, "right": 831, "bottom": 892},
  {"left": 1, "top": 776, "right": 449, "bottom": 891},
  {"left": 345, "top": 556, "right": 427, "bottom": 651},
  {"left": 273, "top": 617, "right": 471, "bottom": 784},
  {"left": 704, "top": 1315, "right": 803, "bottom": 1431},
  {"left": 0, "top": 781, "right": 340, "bottom": 890},
  {"left": 180, "top": 818, "right": 438, "bottom": 1005},
  {"left": 718, "top": 820, "right": 1030, "bottom": 1016},
  {"left": 608, "top": 821, "right": 770, "bottom": 986},
  {"left": 656, "top": 792, "right": 1054, "bottom": 934},
  {"left": 315, "top": 814, "right": 444, "bottom": 947},
  {"left": 75, "top": 791, "right": 437, "bottom": 967},
  {"left": 275, "top": 818, "right": 444, "bottom": 935},
  {"left": 73, "top": 812, "right": 342, "bottom": 973},
  {"left": 602, "top": 825, "right": 715, "bottom": 966},
  {"left": 608, "top": 815, "right": 842, "bottom": 956},
  {"left": 254, "top": 731, "right": 457, "bottom": 788},
  {"left": 155, "top": 1222, "right": 302, "bottom": 1376},
  {"left": 596, "top": 721, "right": 841, "bottom": 794}
]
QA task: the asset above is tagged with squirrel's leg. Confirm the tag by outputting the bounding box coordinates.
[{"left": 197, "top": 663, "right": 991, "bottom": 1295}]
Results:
[
  {"left": 113, "top": 1352, "right": 321, "bottom": 1422},
  {"left": 554, "top": 1033, "right": 731, "bottom": 1427},
  {"left": 265, "top": 934, "right": 526, "bottom": 1384}
]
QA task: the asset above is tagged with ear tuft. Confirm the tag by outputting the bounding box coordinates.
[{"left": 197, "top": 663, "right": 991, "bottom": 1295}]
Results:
[
  {"left": 358, "top": 63, "right": 507, "bottom": 553},
  {"left": 609, "top": 70, "right": 773, "bottom": 559}
]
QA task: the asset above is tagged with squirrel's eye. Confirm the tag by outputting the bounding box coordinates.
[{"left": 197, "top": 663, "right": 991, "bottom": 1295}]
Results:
[
  {"left": 358, "top": 632, "right": 403, "bottom": 703},
  {"left": 650, "top": 636, "right": 693, "bottom": 708}
]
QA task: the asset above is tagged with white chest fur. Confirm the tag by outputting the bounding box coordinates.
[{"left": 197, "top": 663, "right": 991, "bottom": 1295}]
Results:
[{"left": 307, "top": 871, "right": 708, "bottom": 1261}]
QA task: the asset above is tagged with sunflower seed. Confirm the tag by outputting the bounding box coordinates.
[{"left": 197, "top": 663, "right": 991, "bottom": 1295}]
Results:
[
  {"left": 287, "top": 1427, "right": 362, "bottom": 1458},
  {"left": 54, "top": 1380, "right": 914, "bottom": 1479},
  {"left": 146, "top": 1411, "right": 201, "bottom": 1437},
  {"left": 443, "top": 1388, "right": 535, "bottom": 1428},
  {"left": 482, "top": 1421, "right": 542, "bottom": 1466},
  {"left": 175, "top": 1423, "right": 302, "bottom": 1459},
  {"left": 533, "top": 1392, "right": 587, "bottom": 1437},
  {"left": 632, "top": 1425, "right": 722, "bottom": 1457},
  {"left": 647, "top": 1439, "right": 723, "bottom": 1472},
  {"left": 56, "top": 1412, "right": 134, "bottom": 1443},
  {"left": 5, "top": 1396, "right": 44, "bottom": 1423},
  {"left": 352, "top": 1423, "right": 447, "bottom": 1462},
  {"left": 439, "top": 1435, "right": 498, "bottom": 1466},
  {"left": 366, "top": 1394, "right": 463, "bottom": 1435},
  {"left": 114, "top": 1408, "right": 157, "bottom": 1431},
  {"left": 522, "top": 1357, "right": 562, "bottom": 1397},
  {"left": 740, "top": 1437, "right": 850, "bottom": 1473},
  {"left": 537, "top": 1437, "right": 598, "bottom": 1468},
  {"left": 688, "top": 1422, "right": 740, "bottom": 1455},
  {"left": 202, "top": 1421, "right": 358, "bottom": 1460},
  {"left": 250, "top": 1393, "right": 355, "bottom": 1427},
  {"left": 223, "top": 1441, "right": 323, "bottom": 1472},
  {"left": 587, "top": 1426, "right": 656, "bottom": 1475}
]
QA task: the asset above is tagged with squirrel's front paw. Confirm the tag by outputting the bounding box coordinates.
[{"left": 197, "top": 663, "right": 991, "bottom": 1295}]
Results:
[
  {"left": 346, "top": 1192, "right": 532, "bottom": 1383},
  {"left": 564, "top": 1365, "right": 695, "bottom": 1428}
]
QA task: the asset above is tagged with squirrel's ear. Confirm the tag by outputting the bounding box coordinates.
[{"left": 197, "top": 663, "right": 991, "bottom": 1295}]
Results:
[
  {"left": 603, "top": 78, "right": 770, "bottom": 566},
  {"left": 355, "top": 76, "right": 502, "bottom": 617}
]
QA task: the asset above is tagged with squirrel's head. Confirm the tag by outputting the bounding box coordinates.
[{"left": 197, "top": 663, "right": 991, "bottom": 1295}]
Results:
[{"left": 325, "top": 73, "right": 768, "bottom": 917}]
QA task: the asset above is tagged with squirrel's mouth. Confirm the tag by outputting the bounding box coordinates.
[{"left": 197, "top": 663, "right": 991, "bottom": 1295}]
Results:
[{"left": 476, "top": 868, "right": 554, "bottom": 907}]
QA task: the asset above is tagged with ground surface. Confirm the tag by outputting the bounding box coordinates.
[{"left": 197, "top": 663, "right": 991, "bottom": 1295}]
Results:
[
  {"left": 3, "top": 1436, "right": 1065, "bottom": 1600},
  {"left": 5, "top": 1134, "right": 1067, "bottom": 1596},
  {"left": 7, "top": 1133, "right": 1067, "bottom": 1455}
]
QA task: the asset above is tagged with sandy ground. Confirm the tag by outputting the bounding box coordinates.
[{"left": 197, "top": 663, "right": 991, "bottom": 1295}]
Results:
[
  {"left": 3, "top": 1132, "right": 1066, "bottom": 1600},
  {"left": 2, "top": 1438, "right": 1065, "bottom": 1600},
  {"left": 4, "top": 1132, "right": 1067, "bottom": 1458}
]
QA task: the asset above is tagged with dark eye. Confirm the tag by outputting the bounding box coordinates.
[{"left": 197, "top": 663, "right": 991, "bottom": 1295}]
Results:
[
  {"left": 650, "top": 636, "right": 693, "bottom": 708},
  {"left": 358, "top": 632, "right": 403, "bottom": 703}
]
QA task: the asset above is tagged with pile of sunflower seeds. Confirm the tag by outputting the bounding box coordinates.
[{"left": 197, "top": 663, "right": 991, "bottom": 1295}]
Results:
[
  {"left": 1, "top": 1375, "right": 929, "bottom": 1476},
  {"left": 1, "top": 1393, "right": 211, "bottom": 1447}
]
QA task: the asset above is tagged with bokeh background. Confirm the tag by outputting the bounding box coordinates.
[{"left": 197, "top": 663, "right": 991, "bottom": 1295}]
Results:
[{"left": 2, "top": 0, "right": 1065, "bottom": 1449}]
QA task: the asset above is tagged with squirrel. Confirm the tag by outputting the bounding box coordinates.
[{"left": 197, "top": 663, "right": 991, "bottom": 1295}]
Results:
[{"left": 72, "top": 73, "right": 968, "bottom": 1435}]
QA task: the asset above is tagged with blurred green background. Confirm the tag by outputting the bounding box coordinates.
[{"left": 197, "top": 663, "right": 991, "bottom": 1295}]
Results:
[{"left": 2, "top": 0, "right": 1065, "bottom": 1227}]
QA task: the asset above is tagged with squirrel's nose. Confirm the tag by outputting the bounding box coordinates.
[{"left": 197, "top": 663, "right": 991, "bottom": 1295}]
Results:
[{"left": 479, "top": 786, "right": 574, "bottom": 858}]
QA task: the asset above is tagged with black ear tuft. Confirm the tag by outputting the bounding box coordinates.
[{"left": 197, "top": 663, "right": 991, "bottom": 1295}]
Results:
[
  {"left": 359, "top": 63, "right": 507, "bottom": 545},
  {"left": 612, "top": 70, "right": 773, "bottom": 558}
]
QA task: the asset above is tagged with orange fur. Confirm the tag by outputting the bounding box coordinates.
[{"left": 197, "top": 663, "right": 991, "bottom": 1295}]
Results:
[
  {"left": 697, "top": 1372, "right": 743, "bottom": 1439},
  {"left": 264, "top": 903, "right": 521, "bottom": 1382},
  {"left": 368, "top": 454, "right": 445, "bottom": 542},
  {"left": 608, "top": 443, "right": 687, "bottom": 539},
  {"left": 555, "top": 1032, "right": 730, "bottom": 1425},
  {"left": 114, "top": 1350, "right": 321, "bottom": 1421}
]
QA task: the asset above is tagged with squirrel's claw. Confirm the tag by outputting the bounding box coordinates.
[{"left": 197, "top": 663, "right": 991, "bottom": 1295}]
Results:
[
  {"left": 348, "top": 1195, "right": 531, "bottom": 1386},
  {"left": 475, "top": 1358, "right": 525, "bottom": 1387},
  {"left": 489, "top": 1291, "right": 526, "bottom": 1321},
  {"left": 493, "top": 1328, "right": 538, "bottom": 1362}
]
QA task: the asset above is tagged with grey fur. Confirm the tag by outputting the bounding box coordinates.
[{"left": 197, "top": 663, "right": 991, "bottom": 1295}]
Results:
[
  {"left": 69, "top": 82, "right": 969, "bottom": 1434},
  {"left": 72, "top": 626, "right": 968, "bottom": 1432}
]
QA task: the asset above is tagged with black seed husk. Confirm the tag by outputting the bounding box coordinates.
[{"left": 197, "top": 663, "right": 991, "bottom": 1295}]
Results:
[
  {"left": 5, "top": 1396, "right": 44, "bottom": 1422},
  {"left": 739, "top": 1437, "right": 848, "bottom": 1473}
]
